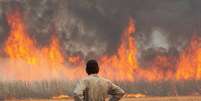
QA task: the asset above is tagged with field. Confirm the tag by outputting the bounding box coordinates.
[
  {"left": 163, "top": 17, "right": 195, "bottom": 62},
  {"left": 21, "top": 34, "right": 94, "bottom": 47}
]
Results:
[
  {"left": 1, "top": 80, "right": 201, "bottom": 101},
  {"left": 4, "top": 96, "right": 201, "bottom": 101},
  {"left": 1, "top": 80, "right": 201, "bottom": 97}
]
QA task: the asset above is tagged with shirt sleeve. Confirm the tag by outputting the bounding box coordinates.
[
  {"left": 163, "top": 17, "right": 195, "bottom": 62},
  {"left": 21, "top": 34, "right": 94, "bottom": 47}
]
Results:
[
  {"left": 108, "top": 82, "right": 125, "bottom": 101},
  {"left": 73, "top": 80, "right": 86, "bottom": 101}
]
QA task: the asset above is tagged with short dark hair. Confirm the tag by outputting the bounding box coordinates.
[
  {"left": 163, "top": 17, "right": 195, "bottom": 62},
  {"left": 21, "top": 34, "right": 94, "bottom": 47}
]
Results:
[{"left": 86, "top": 59, "right": 99, "bottom": 75}]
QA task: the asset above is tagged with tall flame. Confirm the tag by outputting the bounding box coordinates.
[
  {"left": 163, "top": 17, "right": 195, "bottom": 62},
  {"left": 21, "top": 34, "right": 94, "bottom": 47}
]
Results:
[
  {"left": 3, "top": 10, "right": 79, "bottom": 80},
  {"left": 176, "top": 36, "right": 201, "bottom": 80},
  {"left": 5, "top": 11, "right": 38, "bottom": 65},
  {"left": 3, "top": 10, "right": 201, "bottom": 82},
  {"left": 42, "top": 34, "right": 64, "bottom": 64},
  {"left": 99, "top": 18, "right": 138, "bottom": 81}
]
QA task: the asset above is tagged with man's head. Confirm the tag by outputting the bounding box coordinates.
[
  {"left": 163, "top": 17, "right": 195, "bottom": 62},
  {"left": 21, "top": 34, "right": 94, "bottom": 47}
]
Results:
[{"left": 86, "top": 59, "right": 99, "bottom": 75}]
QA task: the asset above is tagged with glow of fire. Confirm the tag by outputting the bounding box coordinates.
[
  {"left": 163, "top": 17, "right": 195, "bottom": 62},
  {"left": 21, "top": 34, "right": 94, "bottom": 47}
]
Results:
[
  {"left": 99, "top": 18, "right": 138, "bottom": 81},
  {"left": 1, "top": 10, "right": 201, "bottom": 82},
  {"left": 176, "top": 36, "right": 201, "bottom": 80}
]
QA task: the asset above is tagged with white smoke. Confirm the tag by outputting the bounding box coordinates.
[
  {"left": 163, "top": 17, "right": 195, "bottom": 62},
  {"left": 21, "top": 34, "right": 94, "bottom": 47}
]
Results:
[{"left": 149, "top": 27, "right": 169, "bottom": 49}]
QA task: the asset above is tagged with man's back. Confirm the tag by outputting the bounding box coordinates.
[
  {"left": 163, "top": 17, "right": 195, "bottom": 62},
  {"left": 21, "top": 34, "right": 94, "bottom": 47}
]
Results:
[{"left": 73, "top": 74, "right": 125, "bottom": 101}]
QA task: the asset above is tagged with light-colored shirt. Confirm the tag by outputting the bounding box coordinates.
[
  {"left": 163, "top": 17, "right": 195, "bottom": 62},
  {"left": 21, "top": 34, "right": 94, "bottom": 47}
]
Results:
[{"left": 73, "top": 74, "right": 125, "bottom": 101}]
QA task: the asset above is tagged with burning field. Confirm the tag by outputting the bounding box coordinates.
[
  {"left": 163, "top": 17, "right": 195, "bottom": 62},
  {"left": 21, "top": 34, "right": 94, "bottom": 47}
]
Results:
[
  {"left": 1, "top": 1, "right": 201, "bottom": 82},
  {"left": 0, "top": 0, "right": 201, "bottom": 99}
]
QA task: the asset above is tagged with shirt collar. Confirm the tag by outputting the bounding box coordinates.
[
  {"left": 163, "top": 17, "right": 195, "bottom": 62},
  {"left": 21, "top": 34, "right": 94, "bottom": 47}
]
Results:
[{"left": 89, "top": 74, "right": 99, "bottom": 77}]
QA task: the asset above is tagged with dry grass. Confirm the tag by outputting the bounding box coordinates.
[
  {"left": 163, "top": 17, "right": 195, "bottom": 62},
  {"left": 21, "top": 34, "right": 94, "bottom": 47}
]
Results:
[
  {"left": 1, "top": 80, "right": 201, "bottom": 99},
  {"left": 5, "top": 96, "right": 201, "bottom": 101},
  {"left": 122, "top": 96, "right": 201, "bottom": 101}
]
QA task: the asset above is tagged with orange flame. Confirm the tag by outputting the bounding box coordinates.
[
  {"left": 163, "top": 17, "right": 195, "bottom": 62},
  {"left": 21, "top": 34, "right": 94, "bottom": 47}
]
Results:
[
  {"left": 176, "top": 36, "right": 201, "bottom": 80},
  {"left": 99, "top": 18, "right": 138, "bottom": 81},
  {"left": 3, "top": 10, "right": 201, "bottom": 82},
  {"left": 42, "top": 34, "right": 64, "bottom": 64},
  {"left": 5, "top": 11, "right": 38, "bottom": 65},
  {"left": 67, "top": 55, "right": 82, "bottom": 64},
  {"left": 52, "top": 95, "right": 70, "bottom": 99},
  {"left": 3, "top": 10, "right": 84, "bottom": 80}
]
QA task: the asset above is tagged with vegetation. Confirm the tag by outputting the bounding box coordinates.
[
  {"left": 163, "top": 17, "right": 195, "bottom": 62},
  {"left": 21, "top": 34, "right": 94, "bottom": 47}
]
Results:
[
  {"left": 0, "top": 80, "right": 201, "bottom": 99},
  {"left": 0, "top": 80, "right": 75, "bottom": 99}
]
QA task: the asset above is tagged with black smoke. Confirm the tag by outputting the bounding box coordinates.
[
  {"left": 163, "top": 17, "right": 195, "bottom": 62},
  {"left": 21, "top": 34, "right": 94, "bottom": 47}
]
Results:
[{"left": 0, "top": 0, "right": 200, "bottom": 59}]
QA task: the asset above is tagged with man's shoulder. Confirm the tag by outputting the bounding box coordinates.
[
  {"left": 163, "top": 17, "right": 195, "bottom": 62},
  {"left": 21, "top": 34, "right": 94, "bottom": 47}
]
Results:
[{"left": 99, "top": 77, "right": 112, "bottom": 82}]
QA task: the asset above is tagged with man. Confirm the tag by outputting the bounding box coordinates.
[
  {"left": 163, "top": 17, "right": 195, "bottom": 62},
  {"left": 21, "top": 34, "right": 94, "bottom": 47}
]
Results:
[{"left": 73, "top": 59, "right": 125, "bottom": 101}]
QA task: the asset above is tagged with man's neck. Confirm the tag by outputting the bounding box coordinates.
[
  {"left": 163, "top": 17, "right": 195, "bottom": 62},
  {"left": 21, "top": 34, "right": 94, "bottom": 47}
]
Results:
[{"left": 88, "top": 74, "right": 98, "bottom": 77}]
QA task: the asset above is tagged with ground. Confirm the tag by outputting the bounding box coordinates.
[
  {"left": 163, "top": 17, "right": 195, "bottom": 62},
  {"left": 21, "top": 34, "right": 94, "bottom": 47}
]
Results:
[{"left": 5, "top": 96, "right": 201, "bottom": 101}]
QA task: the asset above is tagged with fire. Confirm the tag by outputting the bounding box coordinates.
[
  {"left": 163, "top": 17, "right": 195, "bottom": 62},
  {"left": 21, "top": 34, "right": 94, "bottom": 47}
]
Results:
[
  {"left": 2, "top": 9, "right": 201, "bottom": 82},
  {"left": 67, "top": 55, "right": 82, "bottom": 64},
  {"left": 42, "top": 34, "right": 64, "bottom": 64},
  {"left": 3, "top": 10, "right": 84, "bottom": 80},
  {"left": 2, "top": 10, "right": 141, "bottom": 81},
  {"left": 52, "top": 95, "right": 70, "bottom": 99},
  {"left": 176, "top": 36, "right": 201, "bottom": 80},
  {"left": 5, "top": 11, "right": 38, "bottom": 65},
  {"left": 125, "top": 93, "right": 146, "bottom": 98},
  {"left": 99, "top": 18, "right": 138, "bottom": 81}
]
